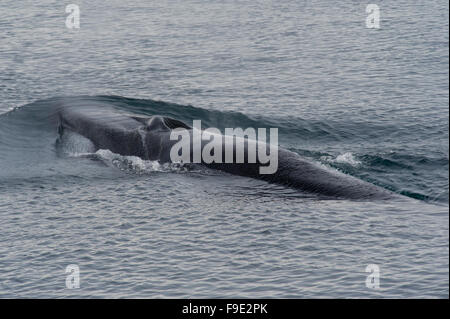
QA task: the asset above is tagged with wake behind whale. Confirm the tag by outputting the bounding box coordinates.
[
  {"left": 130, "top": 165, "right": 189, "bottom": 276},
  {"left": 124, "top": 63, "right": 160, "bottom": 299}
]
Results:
[{"left": 55, "top": 98, "right": 395, "bottom": 200}]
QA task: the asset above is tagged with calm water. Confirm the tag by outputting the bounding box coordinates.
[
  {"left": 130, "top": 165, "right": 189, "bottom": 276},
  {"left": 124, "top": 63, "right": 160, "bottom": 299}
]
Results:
[{"left": 0, "top": 1, "right": 448, "bottom": 298}]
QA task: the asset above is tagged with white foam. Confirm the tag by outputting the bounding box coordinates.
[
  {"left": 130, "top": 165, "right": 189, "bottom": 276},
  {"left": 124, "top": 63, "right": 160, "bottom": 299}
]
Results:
[
  {"left": 93, "top": 149, "right": 192, "bottom": 174},
  {"left": 321, "top": 152, "right": 361, "bottom": 167}
]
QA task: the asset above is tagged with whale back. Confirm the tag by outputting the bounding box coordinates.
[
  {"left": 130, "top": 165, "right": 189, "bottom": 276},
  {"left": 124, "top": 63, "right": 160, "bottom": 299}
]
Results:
[{"left": 57, "top": 103, "right": 394, "bottom": 199}]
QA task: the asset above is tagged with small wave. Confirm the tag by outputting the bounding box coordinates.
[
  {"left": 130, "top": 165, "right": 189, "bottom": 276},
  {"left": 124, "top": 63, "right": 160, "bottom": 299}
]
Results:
[{"left": 320, "top": 152, "right": 362, "bottom": 167}]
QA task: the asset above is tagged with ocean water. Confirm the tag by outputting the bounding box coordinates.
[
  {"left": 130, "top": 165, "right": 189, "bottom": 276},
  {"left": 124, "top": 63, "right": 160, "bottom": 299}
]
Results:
[{"left": 0, "top": 0, "right": 448, "bottom": 298}]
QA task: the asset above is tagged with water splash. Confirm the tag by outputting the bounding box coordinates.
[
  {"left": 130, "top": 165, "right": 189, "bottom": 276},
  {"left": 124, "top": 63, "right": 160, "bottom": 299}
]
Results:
[
  {"left": 321, "top": 152, "right": 362, "bottom": 167},
  {"left": 94, "top": 149, "right": 179, "bottom": 174}
]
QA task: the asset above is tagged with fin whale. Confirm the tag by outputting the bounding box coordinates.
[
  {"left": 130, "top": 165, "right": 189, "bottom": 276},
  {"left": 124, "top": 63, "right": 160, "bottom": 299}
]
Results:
[{"left": 57, "top": 103, "right": 394, "bottom": 200}]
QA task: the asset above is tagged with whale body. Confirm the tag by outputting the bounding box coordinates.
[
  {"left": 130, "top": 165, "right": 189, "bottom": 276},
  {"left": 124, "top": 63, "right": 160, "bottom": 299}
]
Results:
[{"left": 57, "top": 102, "right": 394, "bottom": 200}]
